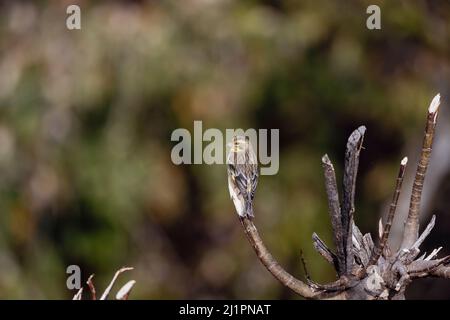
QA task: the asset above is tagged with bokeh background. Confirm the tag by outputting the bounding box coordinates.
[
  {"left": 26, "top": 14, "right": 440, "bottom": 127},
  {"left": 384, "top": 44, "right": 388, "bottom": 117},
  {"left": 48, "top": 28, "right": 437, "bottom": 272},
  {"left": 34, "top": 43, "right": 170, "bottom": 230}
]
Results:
[{"left": 0, "top": 0, "right": 449, "bottom": 299}]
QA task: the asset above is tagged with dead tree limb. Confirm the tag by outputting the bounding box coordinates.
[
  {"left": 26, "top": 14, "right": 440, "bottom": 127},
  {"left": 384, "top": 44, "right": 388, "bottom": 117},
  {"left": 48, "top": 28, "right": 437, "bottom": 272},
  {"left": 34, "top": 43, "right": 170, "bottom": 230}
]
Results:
[
  {"left": 321, "top": 155, "right": 345, "bottom": 275},
  {"left": 342, "top": 126, "right": 366, "bottom": 275},
  {"left": 370, "top": 157, "right": 408, "bottom": 265},
  {"left": 401, "top": 94, "right": 441, "bottom": 249},
  {"left": 232, "top": 93, "right": 449, "bottom": 299},
  {"left": 431, "top": 266, "right": 450, "bottom": 278}
]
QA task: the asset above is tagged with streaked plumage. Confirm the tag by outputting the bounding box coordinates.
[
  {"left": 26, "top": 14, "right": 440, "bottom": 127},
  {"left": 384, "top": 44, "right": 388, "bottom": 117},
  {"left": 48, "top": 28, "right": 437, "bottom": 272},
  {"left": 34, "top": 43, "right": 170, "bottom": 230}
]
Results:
[{"left": 227, "top": 136, "right": 259, "bottom": 218}]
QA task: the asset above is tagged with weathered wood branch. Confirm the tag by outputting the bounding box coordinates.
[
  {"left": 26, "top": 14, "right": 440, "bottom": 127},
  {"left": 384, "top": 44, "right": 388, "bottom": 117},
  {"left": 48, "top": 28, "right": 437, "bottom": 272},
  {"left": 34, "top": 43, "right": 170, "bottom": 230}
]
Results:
[
  {"left": 321, "top": 154, "right": 345, "bottom": 275},
  {"left": 401, "top": 94, "right": 441, "bottom": 249},
  {"left": 370, "top": 157, "right": 408, "bottom": 265},
  {"left": 342, "top": 126, "right": 366, "bottom": 274},
  {"left": 232, "top": 93, "right": 449, "bottom": 300},
  {"left": 411, "top": 215, "right": 436, "bottom": 251},
  {"left": 312, "top": 232, "right": 339, "bottom": 270},
  {"left": 408, "top": 256, "right": 450, "bottom": 278},
  {"left": 431, "top": 266, "right": 450, "bottom": 278},
  {"left": 239, "top": 217, "right": 319, "bottom": 298}
]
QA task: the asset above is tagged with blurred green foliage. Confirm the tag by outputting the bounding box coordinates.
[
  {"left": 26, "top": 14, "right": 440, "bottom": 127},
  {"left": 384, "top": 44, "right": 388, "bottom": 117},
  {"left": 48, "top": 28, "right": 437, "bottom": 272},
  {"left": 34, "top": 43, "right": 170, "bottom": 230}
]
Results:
[{"left": 0, "top": 0, "right": 448, "bottom": 299}]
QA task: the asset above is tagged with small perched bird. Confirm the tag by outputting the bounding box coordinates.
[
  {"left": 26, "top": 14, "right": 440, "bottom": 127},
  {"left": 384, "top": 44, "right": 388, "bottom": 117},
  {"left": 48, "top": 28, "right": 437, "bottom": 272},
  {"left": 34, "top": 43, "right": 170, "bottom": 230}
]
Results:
[{"left": 227, "top": 135, "right": 259, "bottom": 218}]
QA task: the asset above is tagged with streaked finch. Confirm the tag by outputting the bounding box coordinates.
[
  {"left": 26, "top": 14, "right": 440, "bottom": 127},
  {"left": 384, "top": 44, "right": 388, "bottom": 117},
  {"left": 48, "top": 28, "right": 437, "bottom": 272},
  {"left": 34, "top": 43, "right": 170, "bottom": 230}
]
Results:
[{"left": 227, "top": 136, "right": 259, "bottom": 218}]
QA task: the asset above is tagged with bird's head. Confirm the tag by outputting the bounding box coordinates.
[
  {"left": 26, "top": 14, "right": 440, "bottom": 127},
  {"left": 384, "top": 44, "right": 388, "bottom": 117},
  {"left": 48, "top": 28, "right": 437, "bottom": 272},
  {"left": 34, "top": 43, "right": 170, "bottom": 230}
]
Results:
[{"left": 227, "top": 135, "right": 249, "bottom": 153}]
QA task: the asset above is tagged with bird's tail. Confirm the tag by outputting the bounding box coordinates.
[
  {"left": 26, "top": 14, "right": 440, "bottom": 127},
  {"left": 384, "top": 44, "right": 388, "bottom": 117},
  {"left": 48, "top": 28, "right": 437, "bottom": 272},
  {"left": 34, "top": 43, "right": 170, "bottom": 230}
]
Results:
[{"left": 246, "top": 201, "right": 254, "bottom": 218}]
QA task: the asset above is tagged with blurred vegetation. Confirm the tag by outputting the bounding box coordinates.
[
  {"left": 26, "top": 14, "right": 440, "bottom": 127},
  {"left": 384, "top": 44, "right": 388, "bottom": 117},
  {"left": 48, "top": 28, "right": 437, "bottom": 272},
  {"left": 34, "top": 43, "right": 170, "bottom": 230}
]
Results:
[{"left": 0, "top": 0, "right": 449, "bottom": 299}]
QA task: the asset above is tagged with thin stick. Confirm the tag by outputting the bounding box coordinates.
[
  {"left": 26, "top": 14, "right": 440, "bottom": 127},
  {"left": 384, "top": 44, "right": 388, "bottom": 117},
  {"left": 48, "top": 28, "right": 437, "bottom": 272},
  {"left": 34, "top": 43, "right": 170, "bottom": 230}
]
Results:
[
  {"left": 300, "top": 250, "right": 312, "bottom": 284},
  {"left": 401, "top": 94, "right": 441, "bottom": 249},
  {"left": 86, "top": 274, "right": 96, "bottom": 300},
  {"left": 425, "top": 247, "right": 442, "bottom": 261},
  {"left": 370, "top": 157, "right": 408, "bottom": 265},
  {"left": 322, "top": 154, "right": 345, "bottom": 275},
  {"left": 239, "top": 217, "right": 318, "bottom": 298}
]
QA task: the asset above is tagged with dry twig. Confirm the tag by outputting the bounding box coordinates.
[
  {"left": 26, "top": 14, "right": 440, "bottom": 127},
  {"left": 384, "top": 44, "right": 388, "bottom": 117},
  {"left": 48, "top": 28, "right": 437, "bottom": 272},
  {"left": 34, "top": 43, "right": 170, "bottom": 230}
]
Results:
[{"left": 72, "top": 267, "right": 135, "bottom": 300}]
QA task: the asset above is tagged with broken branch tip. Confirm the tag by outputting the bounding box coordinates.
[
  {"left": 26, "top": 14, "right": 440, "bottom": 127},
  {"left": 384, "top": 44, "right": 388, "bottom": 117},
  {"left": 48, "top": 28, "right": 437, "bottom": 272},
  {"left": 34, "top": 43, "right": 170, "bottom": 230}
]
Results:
[
  {"left": 428, "top": 93, "right": 441, "bottom": 115},
  {"left": 401, "top": 157, "right": 408, "bottom": 166}
]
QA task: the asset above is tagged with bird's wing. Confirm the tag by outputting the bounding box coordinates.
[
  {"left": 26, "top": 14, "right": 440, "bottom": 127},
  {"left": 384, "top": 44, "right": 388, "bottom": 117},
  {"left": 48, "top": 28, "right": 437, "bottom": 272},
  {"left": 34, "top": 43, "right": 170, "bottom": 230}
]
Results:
[
  {"left": 250, "top": 167, "right": 258, "bottom": 200},
  {"left": 233, "top": 170, "right": 248, "bottom": 198},
  {"left": 228, "top": 174, "right": 246, "bottom": 217}
]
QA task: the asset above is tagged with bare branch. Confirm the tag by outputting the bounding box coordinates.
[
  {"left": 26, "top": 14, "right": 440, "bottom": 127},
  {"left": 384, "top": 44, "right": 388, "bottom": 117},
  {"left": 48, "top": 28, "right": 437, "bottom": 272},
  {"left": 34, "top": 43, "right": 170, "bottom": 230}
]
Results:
[
  {"left": 408, "top": 256, "right": 450, "bottom": 278},
  {"left": 431, "top": 265, "right": 450, "bottom": 278},
  {"left": 394, "top": 264, "right": 410, "bottom": 292},
  {"left": 300, "top": 250, "right": 313, "bottom": 284},
  {"left": 99, "top": 267, "right": 134, "bottom": 300},
  {"left": 239, "top": 217, "right": 319, "bottom": 298},
  {"left": 378, "top": 218, "right": 383, "bottom": 239},
  {"left": 425, "top": 247, "right": 442, "bottom": 261},
  {"left": 312, "top": 232, "right": 339, "bottom": 271},
  {"left": 411, "top": 215, "right": 436, "bottom": 250},
  {"left": 86, "top": 274, "right": 96, "bottom": 300},
  {"left": 352, "top": 223, "right": 364, "bottom": 248},
  {"left": 342, "top": 126, "right": 366, "bottom": 274},
  {"left": 370, "top": 157, "right": 408, "bottom": 265},
  {"left": 321, "top": 154, "right": 345, "bottom": 275},
  {"left": 231, "top": 103, "right": 448, "bottom": 299},
  {"left": 308, "top": 276, "right": 355, "bottom": 294},
  {"left": 401, "top": 94, "right": 441, "bottom": 249},
  {"left": 417, "top": 252, "right": 427, "bottom": 260},
  {"left": 362, "top": 233, "right": 374, "bottom": 258},
  {"left": 72, "top": 287, "right": 83, "bottom": 300},
  {"left": 353, "top": 241, "right": 368, "bottom": 267},
  {"left": 351, "top": 223, "right": 371, "bottom": 267}
]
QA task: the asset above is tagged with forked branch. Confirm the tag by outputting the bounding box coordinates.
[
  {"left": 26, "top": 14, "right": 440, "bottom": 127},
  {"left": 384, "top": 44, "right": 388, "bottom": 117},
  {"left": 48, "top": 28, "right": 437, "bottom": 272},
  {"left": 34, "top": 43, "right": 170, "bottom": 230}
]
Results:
[{"left": 233, "top": 93, "right": 448, "bottom": 300}]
